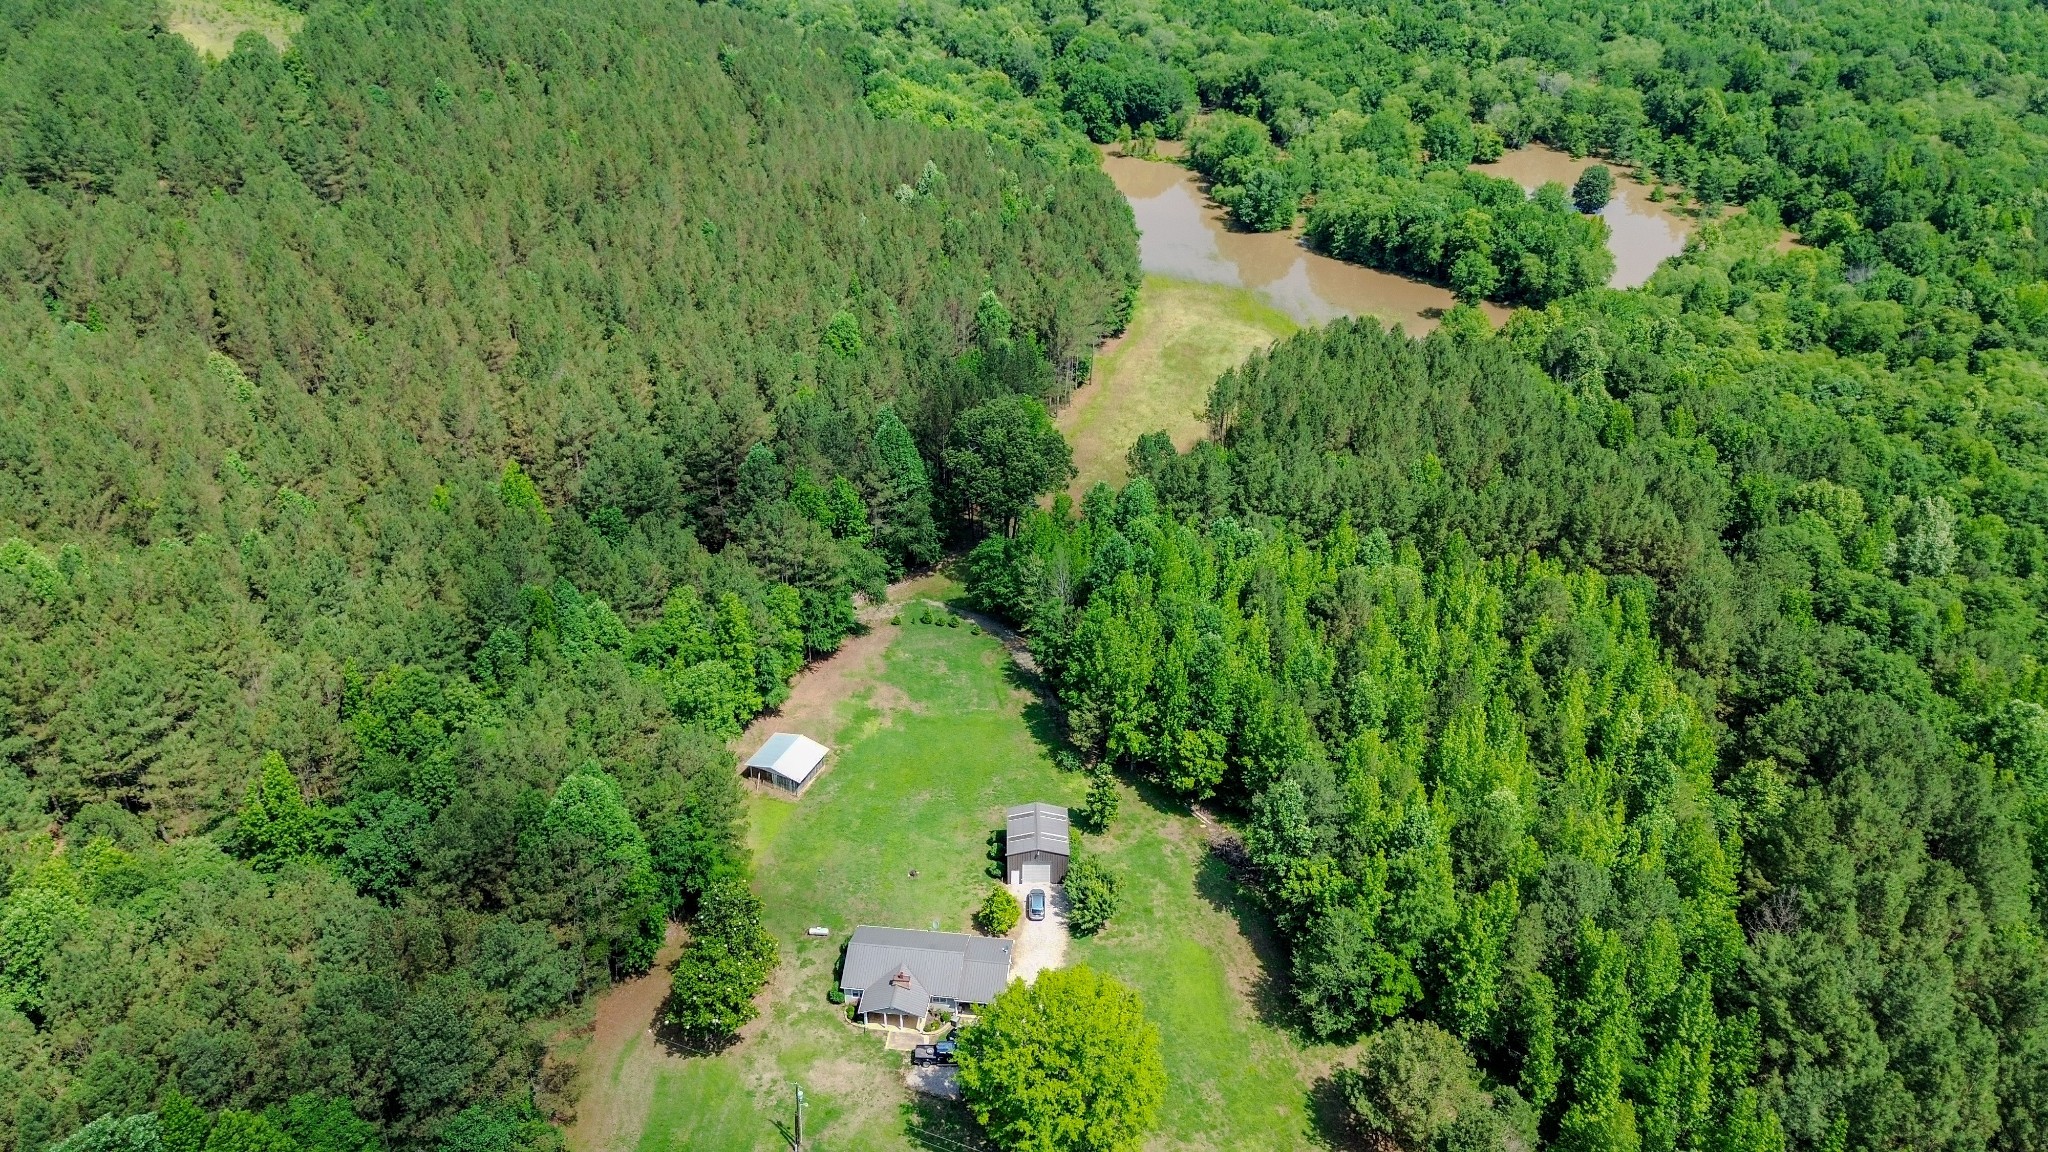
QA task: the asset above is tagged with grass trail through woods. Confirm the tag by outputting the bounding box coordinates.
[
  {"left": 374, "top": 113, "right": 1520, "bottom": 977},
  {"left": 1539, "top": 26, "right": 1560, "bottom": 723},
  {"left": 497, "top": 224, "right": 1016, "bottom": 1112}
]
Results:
[{"left": 1060, "top": 275, "right": 1295, "bottom": 495}]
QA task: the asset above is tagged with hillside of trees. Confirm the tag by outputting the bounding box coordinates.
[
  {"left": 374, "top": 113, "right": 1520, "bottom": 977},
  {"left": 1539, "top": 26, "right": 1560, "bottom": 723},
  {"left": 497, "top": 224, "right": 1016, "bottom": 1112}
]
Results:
[
  {"left": 0, "top": 0, "right": 1135, "bottom": 1147},
  {"left": 968, "top": 224, "right": 2048, "bottom": 1148},
  {"left": 9, "top": 0, "right": 2048, "bottom": 1149}
]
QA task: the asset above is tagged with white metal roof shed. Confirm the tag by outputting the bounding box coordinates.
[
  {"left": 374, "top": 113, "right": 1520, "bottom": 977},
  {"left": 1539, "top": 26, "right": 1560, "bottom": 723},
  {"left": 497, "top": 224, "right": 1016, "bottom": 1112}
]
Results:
[{"left": 744, "top": 732, "right": 830, "bottom": 792}]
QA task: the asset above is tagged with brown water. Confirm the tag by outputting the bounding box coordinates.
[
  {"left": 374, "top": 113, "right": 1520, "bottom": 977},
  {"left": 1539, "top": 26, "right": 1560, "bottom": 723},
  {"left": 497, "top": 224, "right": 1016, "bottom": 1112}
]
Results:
[
  {"left": 1101, "top": 149, "right": 1507, "bottom": 333},
  {"left": 1473, "top": 145, "right": 1693, "bottom": 289}
]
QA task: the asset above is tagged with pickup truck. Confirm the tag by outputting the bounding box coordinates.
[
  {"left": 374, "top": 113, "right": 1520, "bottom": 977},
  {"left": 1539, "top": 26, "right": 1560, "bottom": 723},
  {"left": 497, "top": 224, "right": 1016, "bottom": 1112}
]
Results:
[{"left": 910, "top": 1040, "right": 959, "bottom": 1066}]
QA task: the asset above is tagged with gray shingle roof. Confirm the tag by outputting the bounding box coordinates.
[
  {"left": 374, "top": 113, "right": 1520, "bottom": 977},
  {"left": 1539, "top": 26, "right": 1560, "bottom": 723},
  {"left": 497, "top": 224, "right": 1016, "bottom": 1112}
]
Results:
[
  {"left": 855, "top": 967, "right": 932, "bottom": 1018},
  {"left": 1005, "top": 802, "right": 1070, "bottom": 858},
  {"left": 840, "top": 926, "right": 1012, "bottom": 1005}
]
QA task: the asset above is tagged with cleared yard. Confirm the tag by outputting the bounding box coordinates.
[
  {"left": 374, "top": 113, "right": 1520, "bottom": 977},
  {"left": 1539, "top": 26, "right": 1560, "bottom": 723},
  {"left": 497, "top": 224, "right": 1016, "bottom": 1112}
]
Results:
[
  {"left": 564, "top": 585, "right": 1335, "bottom": 1151},
  {"left": 1071, "top": 784, "right": 1344, "bottom": 1150},
  {"left": 165, "top": 0, "right": 302, "bottom": 58},
  {"left": 566, "top": 590, "right": 1080, "bottom": 1152}
]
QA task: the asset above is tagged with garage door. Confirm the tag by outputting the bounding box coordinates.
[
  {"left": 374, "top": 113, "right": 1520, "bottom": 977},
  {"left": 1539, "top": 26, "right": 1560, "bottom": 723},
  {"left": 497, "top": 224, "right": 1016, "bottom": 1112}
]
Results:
[{"left": 1021, "top": 863, "right": 1052, "bottom": 884}]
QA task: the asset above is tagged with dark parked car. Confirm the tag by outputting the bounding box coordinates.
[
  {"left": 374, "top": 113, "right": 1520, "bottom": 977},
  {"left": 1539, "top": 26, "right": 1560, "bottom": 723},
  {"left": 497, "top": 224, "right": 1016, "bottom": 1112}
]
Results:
[
  {"left": 1027, "top": 888, "right": 1046, "bottom": 921},
  {"left": 935, "top": 1039, "right": 957, "bottom": 1060},
  {"left": 911, "top": 1044, "right": 941, "bottom": 1066}
]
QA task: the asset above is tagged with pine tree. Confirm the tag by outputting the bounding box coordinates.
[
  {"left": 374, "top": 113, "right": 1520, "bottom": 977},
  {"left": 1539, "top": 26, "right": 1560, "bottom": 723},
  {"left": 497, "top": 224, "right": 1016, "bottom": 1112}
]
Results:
[{"left": 871, "top": 409, "right": 939, "bottom": 570}]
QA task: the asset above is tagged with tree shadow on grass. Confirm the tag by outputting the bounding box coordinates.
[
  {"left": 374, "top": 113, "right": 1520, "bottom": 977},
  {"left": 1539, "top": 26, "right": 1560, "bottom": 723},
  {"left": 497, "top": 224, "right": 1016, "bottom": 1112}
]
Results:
[
  {"left": 1015, "top": 692, "right": 1070, "bottom": 765},
  {"left": 902, "top": 1093, "right": 996, "bottom": 1151},
  {"left": 1307, "top": 1074, "right": 1372, "bottom": 1151},
  {"left": 1124, "top": 770, "right": 1196, "bottom": 821},
  {"left": 1191, "top": 839, "right": 1310, "bottom": 1040},
  {"left": 951, "top": 601, "right": 1079, "bottom": 772},
  {"left": 653, "top": 1018, "right": 742, "bottom": 1059}
]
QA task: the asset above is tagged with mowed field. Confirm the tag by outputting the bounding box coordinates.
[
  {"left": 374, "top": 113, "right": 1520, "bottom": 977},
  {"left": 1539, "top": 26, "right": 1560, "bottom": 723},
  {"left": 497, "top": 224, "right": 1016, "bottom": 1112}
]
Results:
[
  {"left": 164, "top": 0, "right": 302, "bottom": 58},
  {"left": 566, "top": 586, "right": 1334, "bottom": 1151},
  {"left": 1060, "top": 276, "right": 1295, "bottom": 494}
]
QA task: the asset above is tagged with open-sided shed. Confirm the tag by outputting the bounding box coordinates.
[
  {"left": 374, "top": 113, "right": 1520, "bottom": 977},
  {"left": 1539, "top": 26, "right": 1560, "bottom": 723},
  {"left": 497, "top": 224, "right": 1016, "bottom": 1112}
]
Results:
[{"left": 744, "top": 732, "right": 829, "bottom": 793}]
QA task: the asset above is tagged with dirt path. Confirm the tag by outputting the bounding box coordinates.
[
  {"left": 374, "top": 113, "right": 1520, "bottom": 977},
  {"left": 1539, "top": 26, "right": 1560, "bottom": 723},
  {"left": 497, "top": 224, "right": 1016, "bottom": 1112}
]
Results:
[
  {"left": 561, "top": 925, "right": 687, "bottom": 1152},
  {"left": 566, "top": 577, "right": 943, "bottom": 1151},
  {"left": 733, "top": 575, "right": 953, "bottom": 766}
]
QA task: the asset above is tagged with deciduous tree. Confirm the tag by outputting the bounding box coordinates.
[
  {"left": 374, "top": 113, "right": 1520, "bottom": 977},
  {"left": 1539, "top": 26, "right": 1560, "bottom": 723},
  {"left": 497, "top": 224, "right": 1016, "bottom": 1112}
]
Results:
[{"left": 955, "top": 966, "right": 1165, "bottom": 1152}]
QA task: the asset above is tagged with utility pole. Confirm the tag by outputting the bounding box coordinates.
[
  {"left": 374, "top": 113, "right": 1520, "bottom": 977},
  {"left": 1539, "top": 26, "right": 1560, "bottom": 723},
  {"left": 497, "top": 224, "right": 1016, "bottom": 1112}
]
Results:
[{"left": 794, "top": 1084, "right": 805, "bottom": 1151}]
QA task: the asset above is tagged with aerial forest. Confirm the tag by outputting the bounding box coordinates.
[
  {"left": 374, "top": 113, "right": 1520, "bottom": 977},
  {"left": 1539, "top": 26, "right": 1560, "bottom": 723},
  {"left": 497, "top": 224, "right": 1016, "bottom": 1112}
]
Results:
[
  {"left": 0, "top": 0, "right": 1133, "bottom": 1147},
  {"left": 6, "top": 0, "right": 2048, "bottom": 1148}
]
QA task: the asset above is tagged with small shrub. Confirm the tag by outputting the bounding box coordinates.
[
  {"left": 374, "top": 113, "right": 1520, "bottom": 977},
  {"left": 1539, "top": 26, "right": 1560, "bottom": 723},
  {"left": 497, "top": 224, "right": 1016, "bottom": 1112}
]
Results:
[
  {"left": 975, "top": 886, "right": 1022, "bottom": 936},
  {"left": 1081, "top": 767, "right": 1120, "bottom": 832},
  {"left": 890, "top": 616, "right": 902, "bottom": 626},
  {"left": 1064, "top": 853, "right": 1121, "bottom": 935},
  {"left": 827, "top": 987, "right": 845, "bottom": 1004}
]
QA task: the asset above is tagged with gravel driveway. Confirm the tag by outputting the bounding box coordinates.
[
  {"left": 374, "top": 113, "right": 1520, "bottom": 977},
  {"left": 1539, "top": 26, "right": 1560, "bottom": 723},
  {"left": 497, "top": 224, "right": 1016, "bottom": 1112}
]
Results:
[{"left": 1006, "top": 881, "right": 1069, "bottom": 984}]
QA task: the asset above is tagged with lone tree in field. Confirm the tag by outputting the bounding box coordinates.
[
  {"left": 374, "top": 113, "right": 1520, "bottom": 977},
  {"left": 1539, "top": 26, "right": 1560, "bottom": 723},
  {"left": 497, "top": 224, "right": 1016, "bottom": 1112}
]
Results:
[
  {"left": 1062, "top": 851, "right": 1121, "bottom": 935},
  {"left": 1573, "top": 164, "right": 1614, "bottom": 213},
  {"left": 664, "top": 876, "right": 777, "bottom": 1039},
  {"left": 1080, "top": 766, "right": 1120, "bottom": 832},
  {"left": 956, "top": 965, "right": 1165, "bottom": 1152}
]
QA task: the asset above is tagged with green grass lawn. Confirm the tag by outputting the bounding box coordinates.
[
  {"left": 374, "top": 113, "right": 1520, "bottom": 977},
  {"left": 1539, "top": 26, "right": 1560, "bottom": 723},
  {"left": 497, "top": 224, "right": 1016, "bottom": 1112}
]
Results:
[
  {"left": 1072, "top": 786, "right": 1342, "bottom": 1151},
  {"left": 1060, "top": 276, "right": 1296, "bottom": 494},
  {"left": 164, "top": 0, "right": 303, "bottom": 58},
  {"left": 627, "top": 604, "right": 1081, "bottom": 1152},
  {"left": 610, "top": 594, "right": 1334, "bottom": 1151}
]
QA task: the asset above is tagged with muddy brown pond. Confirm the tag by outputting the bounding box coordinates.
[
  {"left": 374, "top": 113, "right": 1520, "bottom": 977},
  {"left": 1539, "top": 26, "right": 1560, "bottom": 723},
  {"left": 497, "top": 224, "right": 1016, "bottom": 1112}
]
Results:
[
  {"left": 1101, "top": 143, "right": 1696, "bottom": 327},
  {"left": 1473, "top": 144, "right": 1694, "bottom": 288}
]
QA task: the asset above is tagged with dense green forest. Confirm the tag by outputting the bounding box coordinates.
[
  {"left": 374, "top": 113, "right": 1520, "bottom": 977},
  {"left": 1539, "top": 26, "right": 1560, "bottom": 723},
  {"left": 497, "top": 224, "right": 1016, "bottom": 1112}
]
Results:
[
  {"left": 969, "top": 220, "right": 2048, "bottom": 1149},
  {"left": 10, "top": 0, "right": 2048, "bottom": 1149},
  {"left": 0, "top": 0, "right": 1134, "bottom": 1148},
  {"left": 742, "top": 0, "right": 2048, "bottom": 316}
]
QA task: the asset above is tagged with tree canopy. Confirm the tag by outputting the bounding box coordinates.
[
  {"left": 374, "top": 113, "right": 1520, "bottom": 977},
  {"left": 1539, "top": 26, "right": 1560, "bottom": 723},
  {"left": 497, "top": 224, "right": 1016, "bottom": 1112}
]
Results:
[
  {"left": 954, "top": 965, "right": 1166, "bottom": 1152},
  {"left": 0, "top": 0, "right": 1136, "bottom": 1145}
]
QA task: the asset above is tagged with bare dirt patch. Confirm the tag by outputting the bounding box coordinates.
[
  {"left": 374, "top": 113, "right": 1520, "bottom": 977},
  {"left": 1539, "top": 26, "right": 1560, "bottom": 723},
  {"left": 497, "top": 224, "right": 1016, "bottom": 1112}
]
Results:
[
  {"left": 732, "top": 578, "right": 938, "bottom": 775},
  {"left": 559, "top": 924, "right": 686, "bottom": 1151}
]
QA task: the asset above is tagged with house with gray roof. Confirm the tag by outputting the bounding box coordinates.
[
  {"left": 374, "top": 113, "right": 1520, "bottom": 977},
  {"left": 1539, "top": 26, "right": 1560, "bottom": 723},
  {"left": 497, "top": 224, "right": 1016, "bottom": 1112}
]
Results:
[
  {"left": 840, "top": 925, "right": 1012, "bottom": 1030},
  {"left": 1005, "top": 802, "right": 1070, "bottom": 885}
]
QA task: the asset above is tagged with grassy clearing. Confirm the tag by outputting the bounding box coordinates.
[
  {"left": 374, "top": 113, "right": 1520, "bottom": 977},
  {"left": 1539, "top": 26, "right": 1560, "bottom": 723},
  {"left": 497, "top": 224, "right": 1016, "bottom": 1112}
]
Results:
[
  {"left": 1071, "top": 786, "right": 1341, "bottom": 1151},
  {"left": 1061, "top": 275, "right": 1296, "bottom": 494},
  {"left": 577, "top": 588, "right": 1334, "bottom": 1151},
  {"left": 613, "top": 594, "right": 1081, "bottom": 1152},
  {"left": 165, "top": 0, "right": 302, "bottom": 59}
]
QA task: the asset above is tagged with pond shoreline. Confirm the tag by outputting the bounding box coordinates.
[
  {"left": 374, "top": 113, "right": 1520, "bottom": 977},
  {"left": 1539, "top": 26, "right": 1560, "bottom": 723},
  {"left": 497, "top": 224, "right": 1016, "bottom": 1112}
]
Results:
[
  {"left": 1102, "top": 141, "right": 1711, "bottom": 318},
  {"left": 1100, "top": 146, "right": 1508, "bottom": 334}
]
